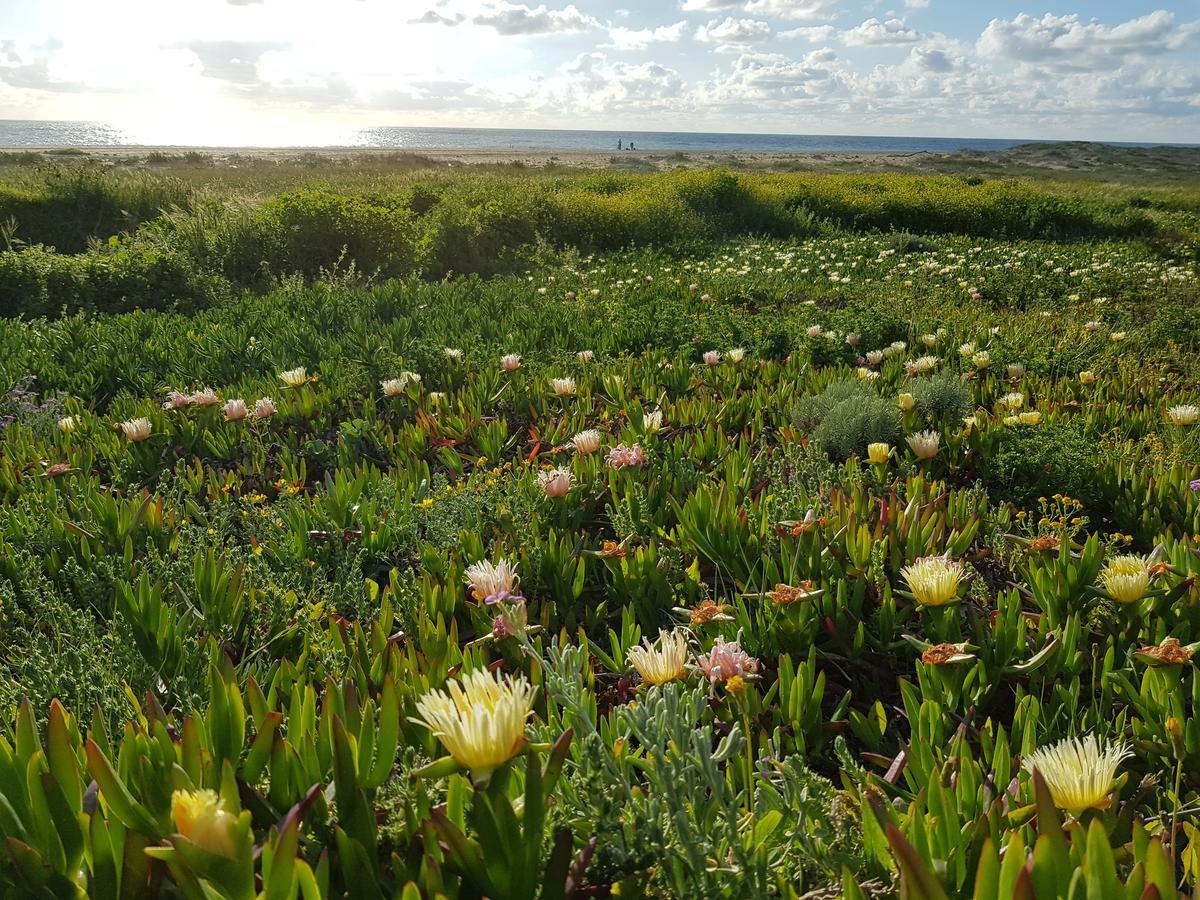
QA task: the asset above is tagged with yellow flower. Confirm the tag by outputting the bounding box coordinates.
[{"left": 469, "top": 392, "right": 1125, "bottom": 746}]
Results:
[
  {"left": 1100, "top": 553, "right": 1152, "bottom": 604},
  {"left": 900, "top": 556, "right": 963, "bottom": 606},
  {"left": 867, "top": 442, "right": 890, "bottom": 465},
  {"left": 58, "top": 416, "right": 77, "bottom": 434},
  {"left": 414, "top": 668, "right": 535, "bottom": 781},
  {"left": 171, "top": 789, "right": 236, "bottom": 856},
  {"left": 898, "top": 392, "right": 916, "bottom": 412},
  {"left": 1023, "top": 735, "right": 1131, "bottom": 817},
  {"left": 1078, "top": 371, "right": 1097, "bottom": 385},
  {"left": 1018, "top": 411, "right": 1042, "bottom": 425},
  {"left": 627, "top": 629, "right": 689, "bottom": 685}
]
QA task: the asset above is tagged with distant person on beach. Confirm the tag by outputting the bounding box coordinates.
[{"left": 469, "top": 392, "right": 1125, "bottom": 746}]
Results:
[
  {"left": 629, "top": 142, "right": 636, "bottom": 150},
  {"left": 617, "top": 138, "right": 622, "bottom": 150}
]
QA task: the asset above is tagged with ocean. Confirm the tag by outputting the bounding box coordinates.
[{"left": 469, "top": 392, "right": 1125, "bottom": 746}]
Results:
[{"left": 0, "top": 119, "right": 1193, "bottom": 153}]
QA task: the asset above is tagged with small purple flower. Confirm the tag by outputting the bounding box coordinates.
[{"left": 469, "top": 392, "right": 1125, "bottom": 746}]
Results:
[
  {"left": 1190, "top": 479, "right": 1200, "bottom": 492},
  {"left": 484, "top": 589, "right": 525, "bottom": 606}
]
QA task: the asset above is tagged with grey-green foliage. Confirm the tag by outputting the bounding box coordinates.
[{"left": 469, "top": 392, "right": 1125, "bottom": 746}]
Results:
[
  {"left": 793, "top": 380, "right": 902, "bottom": 460},
  {"left": 912, "top": 372, "right": 972, "bottom": 423}
]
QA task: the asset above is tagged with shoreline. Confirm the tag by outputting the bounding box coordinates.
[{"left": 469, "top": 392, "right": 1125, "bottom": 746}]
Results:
[{"left": 3, "top": 142, "right": 1198, "bottom": 182}]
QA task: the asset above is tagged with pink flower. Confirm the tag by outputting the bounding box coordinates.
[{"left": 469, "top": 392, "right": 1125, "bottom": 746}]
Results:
[
  {"left": 538, "top": 467, "right": 574, "bottom": 498},
  {"left": 500, "top": 354, "right": 522, "bottom": 372},
  {"left": 223, "top": 399, "right": 249, "bottom": 421},
  {"left": 162, "top": 390, "right": 191, "bottom": 410},
  {"left": 697, "top": 637, "right": 758, "bottom": 684},
  {"left": 703, "top": 350, "right": 721, "bottom": 366},
  {"left": 190, "top": 388, "right": 221, "bottom": 407},
  {"left": 605, "top": 443, "right": 647, "bottom": 470},
  {"left": 254, "top": 397, "right": 276, "bottom": 419}
]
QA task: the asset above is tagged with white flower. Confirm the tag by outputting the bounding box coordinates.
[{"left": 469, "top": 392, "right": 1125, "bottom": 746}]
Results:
[
  {"left": 1000, "top": 392, "right": 1025, "bottom": 410},
  {"left": 577, "top": 350, "right": 594, "bottom": 363},
  {"left": 643, "top": 410, "right": 663, "bottom": 433},
  {"left": 866, "top": 350, "right": 884, "bottom": 367},
  {"left": 958, "top": 342, "right": 976, "bottom": 358},
  {"left": 280, "top": 367, "right": 309, "bottom": 388},
  {"left": 1167, "top": 405, "right": 1200, "bottom": 426},
  {"left": 571, "top": 429, "right": 602, "bottom": 455},
  {"left": 971, "top": 351, "right": 990, "bottom": 369},
  {"left": 500, "top": 354, "right": 522, "bottom": 372},
  {"left": 727, "top": 347, "right": 745, "bottom": 363},
  {"left": 806, "top": 325, "right": 823, "bottom": 338},
  {"left": 254, "top": 397, "right": 276, "bottom": 419},
  {"left": 906, "top": 430, "right": 940, "bottom": 460},
  {"left": 120, "top": 417, "right": 153, "bottom": 442},
  {"left": 703, "top": 350, "right": 721, "bottom": 366},
  {"left": 551, "top": 377, "right": 577, "bottom": 397},
  {"left": 444, "top": 347, "right": 463, "bottom": 362},
  {"left": 464, "top": 558, "right": 519, "bottom": 602}
]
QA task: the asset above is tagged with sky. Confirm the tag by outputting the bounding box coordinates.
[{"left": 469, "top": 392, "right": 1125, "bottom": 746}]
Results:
[{"left": 0, "top": 0, "right": 1198, "bottom": 143}]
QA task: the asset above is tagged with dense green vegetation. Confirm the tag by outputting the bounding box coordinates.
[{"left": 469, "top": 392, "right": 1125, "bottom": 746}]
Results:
[
  {"left": 1, "top": 152, "right": 1196, "bottom": 318},
  {"left": 1, "top": 155, "right": 1199, "bottom": 897}
]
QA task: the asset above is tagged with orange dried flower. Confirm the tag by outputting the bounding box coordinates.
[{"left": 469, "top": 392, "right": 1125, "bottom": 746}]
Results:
[{"left": 769, "top": 582, "right": 816, "bottom": 605}]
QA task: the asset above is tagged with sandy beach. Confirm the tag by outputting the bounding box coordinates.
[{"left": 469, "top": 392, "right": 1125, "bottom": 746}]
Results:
[{"left": 11, "top": 144, "right": 966, "bottom": 172}]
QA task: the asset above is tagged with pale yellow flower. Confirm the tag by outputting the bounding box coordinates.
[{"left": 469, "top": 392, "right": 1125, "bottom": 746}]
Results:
[
  {"left": 867, "top": 442, "right": 890, "bottom": 464},
  {"left": 280, "top": 367, "right": 309, "bottom": 388},
  {"left": 171, "top": 789, "right": 236, "bottom": 856},
  {"left": 1023, "top": 735, "right": 1131, "bottom": 817},
  {"left": 627, "top": 629, "right": 689, "bottom": 685},
  {"left": 901, "top": 556, "right": 963, "bottom": 606},
  {"left": 898, "top": 392, "right": 916, "bottom": 412},
  {"left": 1100, "top": 554, "right": 1153, "bottom": 604},
  {"left": 414, "top": 668, "right": 535, "bottom": 780}
]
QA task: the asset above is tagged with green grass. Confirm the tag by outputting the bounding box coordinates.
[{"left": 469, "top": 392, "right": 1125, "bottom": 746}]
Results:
[{"left": 0, "top": 165, "right": 1198, "bottom": 897}]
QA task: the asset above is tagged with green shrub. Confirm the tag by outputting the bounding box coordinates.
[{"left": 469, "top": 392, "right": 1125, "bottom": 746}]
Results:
[
  {"left": 0, "top": 244, "right": 223, "bottom": 317},
  {"left": 912, "top": 372, "right": 972, "bottom": 423},
  {"left": 270, "top": 189, "right": 425, "bottom": 279},
  {"left": 793, "top": 380, "right": 902, "bottom": 460},
  {"left": 985, "top": 421, "right": 1100, "bottom": 509}
]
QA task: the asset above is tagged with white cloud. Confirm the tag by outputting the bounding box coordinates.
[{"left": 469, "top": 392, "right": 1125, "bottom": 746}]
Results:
[
  {"left": 904, "top": 0, "right": 930, "bottom": 9},
  {"left": 842, "top": 18, "right": 922, "bottom": 46},
  {"left": 696, "top": 17, "right": 772, "bottom": 44},
  {"left": 605, "top": 20, "right": 689, "bottom": 51},
  {"left": 471, "top": 3, "right": 601, "bottom": 35},
  {"left": 681, "top": 0, "right": 839, "bottom": 20},
  {"left": 779, "top": 25, "right": 835, "bottom": 42},
  {"left": 978, "top": 11, "right": 1200, "bottom": 71},
  {"left": 409, "top": 2, "right": 600, "bottom": 35}
]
